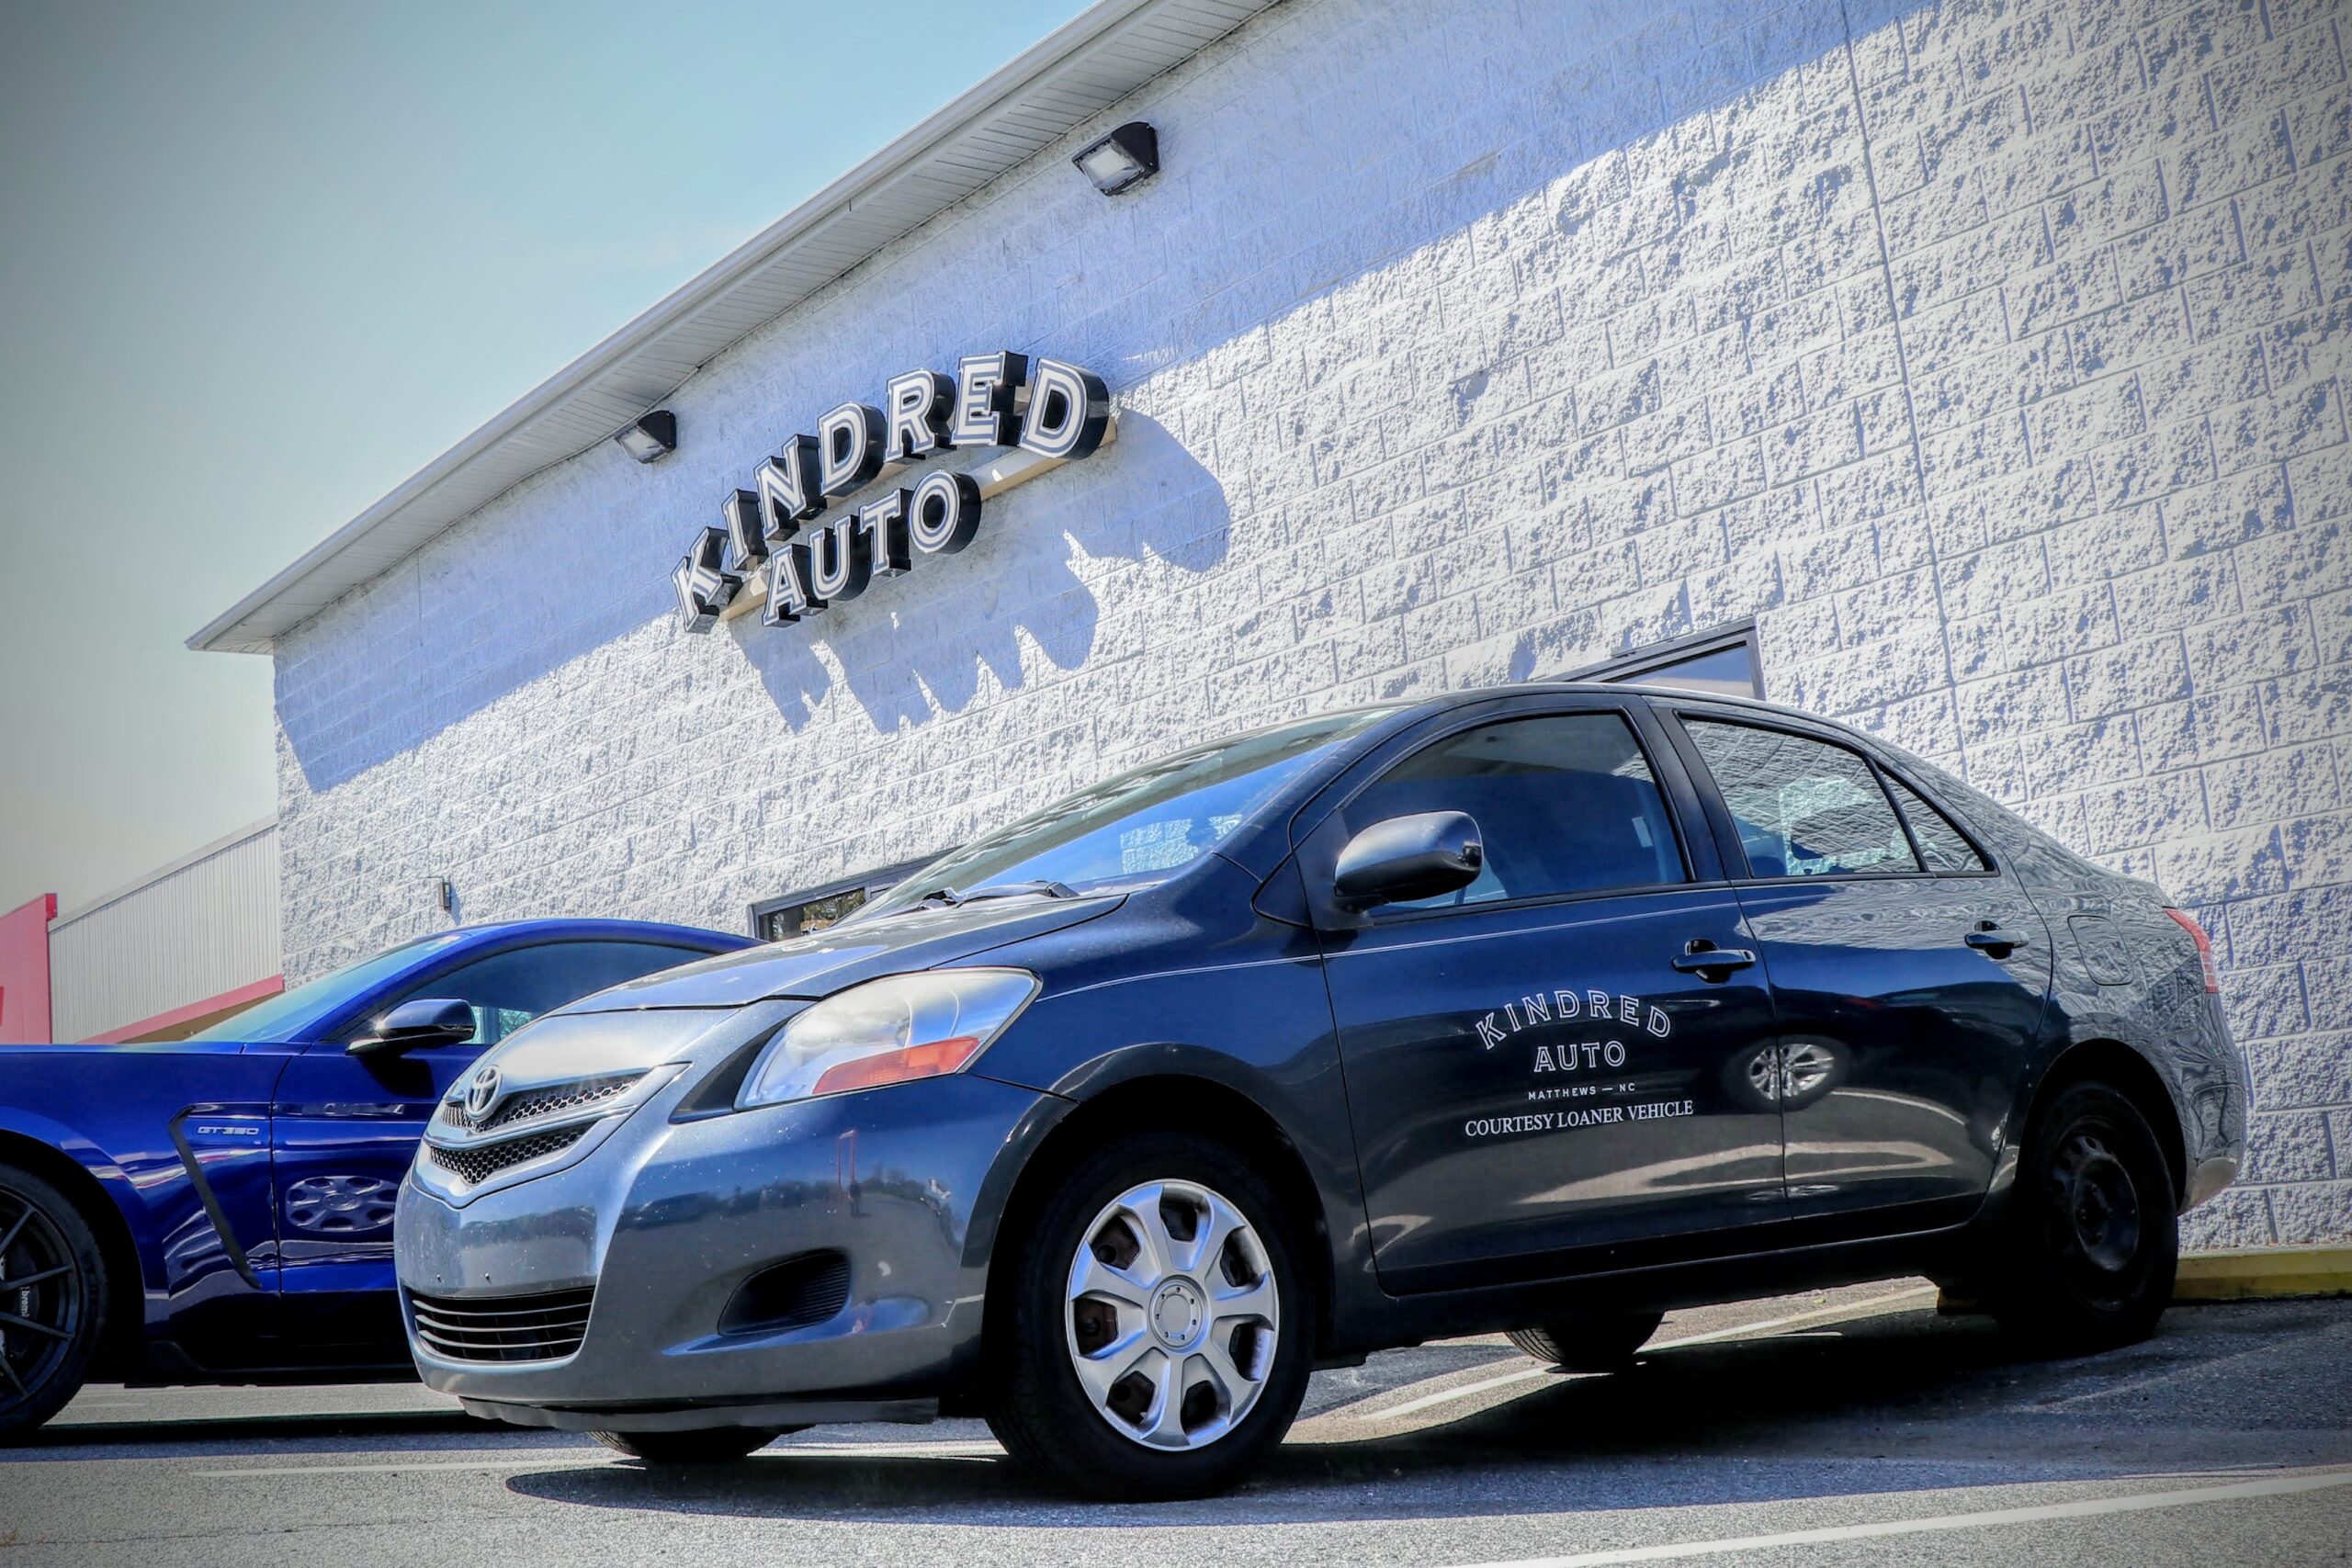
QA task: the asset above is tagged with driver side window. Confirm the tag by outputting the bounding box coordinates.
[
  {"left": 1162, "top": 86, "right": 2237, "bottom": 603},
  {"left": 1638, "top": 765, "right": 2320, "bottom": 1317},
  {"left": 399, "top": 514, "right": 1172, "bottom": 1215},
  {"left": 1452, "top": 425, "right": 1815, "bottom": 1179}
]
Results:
[
  {"left": 1351, "top": 711, "right": 1686, "bottom": 912},
  {"left": 354, "top": 942, "right": 704, "bottom": 1045}
]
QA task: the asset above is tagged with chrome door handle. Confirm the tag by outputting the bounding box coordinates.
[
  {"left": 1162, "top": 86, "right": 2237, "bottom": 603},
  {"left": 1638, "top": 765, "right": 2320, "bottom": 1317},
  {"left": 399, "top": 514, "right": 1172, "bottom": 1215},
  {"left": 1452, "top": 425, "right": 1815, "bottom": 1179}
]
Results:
[
  {"left": 1964, "top": 925, "right": 2030, "bottom": 954},
  {"left": 1672, "top": 944, "right": 1758, "bottom": 978}
]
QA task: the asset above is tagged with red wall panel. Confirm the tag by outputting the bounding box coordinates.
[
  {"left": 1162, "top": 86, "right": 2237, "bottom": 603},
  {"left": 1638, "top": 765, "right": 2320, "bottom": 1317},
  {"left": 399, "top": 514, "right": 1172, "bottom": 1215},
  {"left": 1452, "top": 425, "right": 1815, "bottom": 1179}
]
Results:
[{"left": 0, "top": 894, "right": 56, "bottom": 1043}]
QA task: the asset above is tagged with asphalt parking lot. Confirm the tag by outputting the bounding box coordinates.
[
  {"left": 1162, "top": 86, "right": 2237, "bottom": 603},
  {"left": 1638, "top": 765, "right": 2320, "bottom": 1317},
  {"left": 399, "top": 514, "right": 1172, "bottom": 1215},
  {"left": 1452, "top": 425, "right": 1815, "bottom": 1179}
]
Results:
[{"left": 3, "top": 1284, "right": 2346, "bottom": 1568}]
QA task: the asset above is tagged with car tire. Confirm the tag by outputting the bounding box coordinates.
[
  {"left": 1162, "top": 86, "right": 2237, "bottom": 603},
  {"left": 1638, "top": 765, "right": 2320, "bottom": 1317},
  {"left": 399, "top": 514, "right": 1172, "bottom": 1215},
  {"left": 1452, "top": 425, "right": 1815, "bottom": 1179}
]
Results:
[
  {"left": 590, "top": 1426, "right": 794, "bottom": 1464},
  {"left": 1986, "top": 1082, "right": 2178, "bottom": 1355},
  {"left": 1505, "top": 1310, "right": 1664, "bottom": 1371},
  {"left": 0, "top": 1163, "right": 109, "bottom": 1443},
  {"left": 985, "top": 1130, "right": 1311, "bottom": 1500}
]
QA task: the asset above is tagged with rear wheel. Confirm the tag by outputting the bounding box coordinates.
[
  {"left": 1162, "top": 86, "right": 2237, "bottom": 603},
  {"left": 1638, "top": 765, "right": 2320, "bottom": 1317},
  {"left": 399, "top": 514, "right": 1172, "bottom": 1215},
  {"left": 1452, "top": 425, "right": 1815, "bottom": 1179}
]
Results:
[
  {"left": 590, "top": 1426, "right": 795, "bottom": 1464},
  {"left": 985, "top": 1132, "right": 1310, "bottom": 1500},
  {"left": 1986, "top": 1082, "right": 2177, "bottom": 1354},
  {"left": 1506, "top": 1310, "right": 1664, "bottom": 1371},
  {"left": 0, "top": 1164, "right": 107, "bottom": 1442}
]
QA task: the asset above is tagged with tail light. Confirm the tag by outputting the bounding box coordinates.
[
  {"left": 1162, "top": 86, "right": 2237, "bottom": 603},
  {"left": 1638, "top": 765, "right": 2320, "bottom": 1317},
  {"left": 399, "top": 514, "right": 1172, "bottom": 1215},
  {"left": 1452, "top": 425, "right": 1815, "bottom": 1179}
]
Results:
[{"left": 2164, "top": 908, "right": 2221, "bottom": 994}]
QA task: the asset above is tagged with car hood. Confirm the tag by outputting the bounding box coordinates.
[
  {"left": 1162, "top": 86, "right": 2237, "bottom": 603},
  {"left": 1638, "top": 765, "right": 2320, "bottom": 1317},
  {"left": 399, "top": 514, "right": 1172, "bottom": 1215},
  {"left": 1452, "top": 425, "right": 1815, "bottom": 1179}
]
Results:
[
  {"left": 554, "top": 892, "right": 1125, "bottom": 1013},
  {"left": 0, "top": 1037, "right": 272, "bottom": 1060}
]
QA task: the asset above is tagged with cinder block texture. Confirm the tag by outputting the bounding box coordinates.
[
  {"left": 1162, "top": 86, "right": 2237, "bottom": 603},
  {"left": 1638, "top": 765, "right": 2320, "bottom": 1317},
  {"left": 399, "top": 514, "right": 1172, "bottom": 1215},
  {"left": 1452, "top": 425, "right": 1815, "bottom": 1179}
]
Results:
[{"left": 272, "top": 0, "right": 2352, "bottom": 1244}]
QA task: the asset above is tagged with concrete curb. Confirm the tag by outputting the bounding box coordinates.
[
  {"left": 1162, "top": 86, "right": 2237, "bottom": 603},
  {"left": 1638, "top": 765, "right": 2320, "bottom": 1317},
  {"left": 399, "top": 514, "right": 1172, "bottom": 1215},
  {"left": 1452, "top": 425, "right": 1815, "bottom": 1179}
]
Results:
[
  {"left": 1934, "top": 1247, "right": 2352, "bottom": 1315},
  {"left": 2173, "top": 1246, "right": 2352, "bottom": 1303}
]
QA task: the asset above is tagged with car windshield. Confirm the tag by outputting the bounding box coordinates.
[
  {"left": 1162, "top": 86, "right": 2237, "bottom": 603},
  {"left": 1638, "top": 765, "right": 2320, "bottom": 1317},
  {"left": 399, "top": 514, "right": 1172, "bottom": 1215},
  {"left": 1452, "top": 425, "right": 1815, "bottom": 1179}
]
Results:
[
  {"left": 856, "top": 707, "right": 1397, "bottom": 920},
  {"left": 182, "top": 931, "right": 469, "bottom": 1042}
]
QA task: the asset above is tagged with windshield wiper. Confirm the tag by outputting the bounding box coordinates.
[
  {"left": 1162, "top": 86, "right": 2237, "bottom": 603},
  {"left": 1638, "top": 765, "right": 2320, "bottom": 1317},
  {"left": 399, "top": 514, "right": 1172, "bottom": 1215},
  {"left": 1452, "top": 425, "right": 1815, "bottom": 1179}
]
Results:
[{"left": 912, "top": 879, "right": 1079, "bottom": 908}]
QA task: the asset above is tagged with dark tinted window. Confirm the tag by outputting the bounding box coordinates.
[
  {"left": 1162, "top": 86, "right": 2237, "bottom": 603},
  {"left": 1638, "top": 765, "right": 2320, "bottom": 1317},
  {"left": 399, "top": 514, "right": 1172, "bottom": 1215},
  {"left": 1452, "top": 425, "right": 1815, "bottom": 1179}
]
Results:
[
  {"left": 1684, "top": 720, "right": 1919, "bottom": 878},
  {"left": 1885, "top": 776, "right": 1987, "bottom": 873},
  {"left": 352, "top": 941, "right": 707, "bottom": 1045},
  {"left": 1352, "top": 713, "right": 1683, "bottom": 911}
]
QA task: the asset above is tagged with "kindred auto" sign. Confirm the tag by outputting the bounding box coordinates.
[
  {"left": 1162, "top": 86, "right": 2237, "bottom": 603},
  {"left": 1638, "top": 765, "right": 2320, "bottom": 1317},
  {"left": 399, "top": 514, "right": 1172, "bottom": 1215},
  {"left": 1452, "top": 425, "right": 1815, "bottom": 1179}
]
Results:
[{"left": 673, "top": 351, "right": 1109, "bottom": 634}]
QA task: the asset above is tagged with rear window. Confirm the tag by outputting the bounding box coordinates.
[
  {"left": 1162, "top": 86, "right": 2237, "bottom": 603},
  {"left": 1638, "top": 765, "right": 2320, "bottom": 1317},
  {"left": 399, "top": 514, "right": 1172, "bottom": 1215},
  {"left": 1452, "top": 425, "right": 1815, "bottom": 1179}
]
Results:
[{"left": 1885, "top": 775, "right": 1987, "bottom": 874}]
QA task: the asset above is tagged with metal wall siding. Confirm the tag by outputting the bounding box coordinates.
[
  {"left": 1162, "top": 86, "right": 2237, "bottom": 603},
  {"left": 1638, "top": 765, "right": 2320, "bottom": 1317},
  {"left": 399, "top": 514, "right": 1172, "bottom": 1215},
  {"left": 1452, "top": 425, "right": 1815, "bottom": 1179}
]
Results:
[{"left": 47, "top": 822, "right": 281, "bottom": 1043}]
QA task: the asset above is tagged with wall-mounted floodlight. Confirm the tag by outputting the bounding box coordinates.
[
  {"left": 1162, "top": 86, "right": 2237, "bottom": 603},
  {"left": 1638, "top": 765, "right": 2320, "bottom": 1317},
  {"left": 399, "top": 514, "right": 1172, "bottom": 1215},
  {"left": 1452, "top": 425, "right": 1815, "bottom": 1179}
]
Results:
[
  {"left": 614, "top": 410, "right": 679, "bottom": 464},
  {"left": 1073, "top": 121, "right": 1159, "bottom": 196}
]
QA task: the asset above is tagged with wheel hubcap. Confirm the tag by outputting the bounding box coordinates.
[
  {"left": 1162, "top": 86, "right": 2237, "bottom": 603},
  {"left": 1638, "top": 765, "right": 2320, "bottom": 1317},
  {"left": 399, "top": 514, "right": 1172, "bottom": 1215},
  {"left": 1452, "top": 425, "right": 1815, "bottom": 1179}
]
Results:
[
  {"left": 2050, "top": 1128, "right": 2141, "bottom": 1274},
  {"left": 0, "top": 1186, "right": 82, "bottom": 1415},
  {"left": 1064, "top": 1179, "right": 1279, "bottom": 1451}
]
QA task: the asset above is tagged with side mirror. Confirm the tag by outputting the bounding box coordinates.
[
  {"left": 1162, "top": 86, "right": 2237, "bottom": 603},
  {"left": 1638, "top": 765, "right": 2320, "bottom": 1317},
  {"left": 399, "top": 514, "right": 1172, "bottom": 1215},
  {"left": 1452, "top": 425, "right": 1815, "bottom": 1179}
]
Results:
[
  {"left": 347, "top": 998, "right": 477, "bottom": 1058},
  {"left": 1333, "top": 810, "right": 1484, "bottom": 910}
]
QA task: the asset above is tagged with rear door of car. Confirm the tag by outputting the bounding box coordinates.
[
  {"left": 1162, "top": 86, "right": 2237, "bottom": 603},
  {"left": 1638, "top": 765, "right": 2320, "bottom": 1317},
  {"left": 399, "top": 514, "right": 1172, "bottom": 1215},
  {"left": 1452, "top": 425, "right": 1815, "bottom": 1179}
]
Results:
[
  {"left": 1657, "top": 704, "right": 2054, "bottom": 1231},
  {"left": 1300, "top": 693, "right": 1790, "bottom": 1292}
]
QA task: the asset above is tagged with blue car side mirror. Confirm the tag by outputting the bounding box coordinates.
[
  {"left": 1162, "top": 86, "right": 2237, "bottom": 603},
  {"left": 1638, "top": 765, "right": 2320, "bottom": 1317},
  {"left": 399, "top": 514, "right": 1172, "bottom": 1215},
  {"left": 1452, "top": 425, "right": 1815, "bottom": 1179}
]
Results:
[
  {"left": 348, "top": 998, "right": 478, "bottom": 1058},
  {"left": 1333, "top": 811, "right": 1484, "bottom": 910}
]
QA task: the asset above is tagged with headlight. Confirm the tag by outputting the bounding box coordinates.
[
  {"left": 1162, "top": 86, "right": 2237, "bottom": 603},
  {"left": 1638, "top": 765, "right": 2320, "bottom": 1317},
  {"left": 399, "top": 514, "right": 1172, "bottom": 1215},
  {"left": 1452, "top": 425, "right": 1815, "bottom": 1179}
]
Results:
[{"left": 736, "top": 968, "right": 1038, "bottom": 1110}]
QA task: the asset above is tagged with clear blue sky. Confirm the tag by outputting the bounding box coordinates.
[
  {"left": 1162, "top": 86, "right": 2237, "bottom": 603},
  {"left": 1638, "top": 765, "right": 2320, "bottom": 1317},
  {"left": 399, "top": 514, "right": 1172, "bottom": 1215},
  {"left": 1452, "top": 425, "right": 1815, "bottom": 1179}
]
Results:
[{"left": 0, "top": 0, "right": 1091, "bottom": 914}]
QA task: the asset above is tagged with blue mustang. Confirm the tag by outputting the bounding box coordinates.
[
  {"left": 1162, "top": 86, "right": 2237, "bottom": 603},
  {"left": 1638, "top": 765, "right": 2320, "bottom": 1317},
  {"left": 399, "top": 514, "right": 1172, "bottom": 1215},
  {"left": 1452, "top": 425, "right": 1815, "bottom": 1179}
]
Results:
[{"left": 0, "top": 918, "right": 750, "bottom": 1437}]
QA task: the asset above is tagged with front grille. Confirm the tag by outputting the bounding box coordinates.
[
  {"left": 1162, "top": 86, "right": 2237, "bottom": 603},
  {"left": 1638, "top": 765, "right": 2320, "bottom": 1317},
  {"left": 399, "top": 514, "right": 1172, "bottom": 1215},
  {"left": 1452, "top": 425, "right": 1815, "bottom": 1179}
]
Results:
[
  {"left": 409, "top": 1286, "right": 594, "bottom": 1362},
  {"left": 438, "top": 1071, "right": 644, "bottom": 1135},
  {"left": 424, "top": 1122, "right": 590, "bottom": 1187}
]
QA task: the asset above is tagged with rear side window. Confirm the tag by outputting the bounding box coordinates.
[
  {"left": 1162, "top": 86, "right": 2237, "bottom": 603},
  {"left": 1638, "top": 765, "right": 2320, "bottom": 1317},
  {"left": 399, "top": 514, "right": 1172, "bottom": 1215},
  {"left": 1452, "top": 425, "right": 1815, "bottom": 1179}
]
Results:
[
  {"left": 1683, "top": 719, "right": 1920, "bottom": 879},
  {"left": 1351, "top": 712, "right": 1685, "bottom": 911},
  {"left": 1885, "top": 776, "right": 1987, "bottom": 873}
]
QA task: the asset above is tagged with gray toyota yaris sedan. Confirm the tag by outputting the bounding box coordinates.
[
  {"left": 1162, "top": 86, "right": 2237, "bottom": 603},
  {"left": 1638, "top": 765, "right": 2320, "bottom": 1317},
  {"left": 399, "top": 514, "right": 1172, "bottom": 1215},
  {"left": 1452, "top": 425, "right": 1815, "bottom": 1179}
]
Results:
[{"left": 395, "top": 684, "right": 2247, "bottom": 1498}]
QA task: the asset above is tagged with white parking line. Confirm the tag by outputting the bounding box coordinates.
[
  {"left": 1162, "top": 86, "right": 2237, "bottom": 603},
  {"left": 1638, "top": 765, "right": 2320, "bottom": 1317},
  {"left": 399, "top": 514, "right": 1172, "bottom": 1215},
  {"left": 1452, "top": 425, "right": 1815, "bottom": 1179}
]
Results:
[
  {"left": 195, "top": 1456, "right": 581, "bottom": 1478},
  {"left": 1440, "top": 1469, "right": 2352, "bottom": 1567},
  {"left": 191, "top": 1438, "right": 1007, "bottom": 1480},
  {"left": 1354, "top": 1285, "right": 1939, "bottom": 1425}
]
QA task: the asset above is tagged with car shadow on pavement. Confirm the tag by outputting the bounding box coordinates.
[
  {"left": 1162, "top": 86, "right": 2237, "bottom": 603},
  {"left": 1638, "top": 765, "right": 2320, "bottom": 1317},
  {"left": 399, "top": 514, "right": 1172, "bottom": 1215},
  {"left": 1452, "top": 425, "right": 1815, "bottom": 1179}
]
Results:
[{"left": 499, "top": 1303, "right": 2352, "bottom": 1525}]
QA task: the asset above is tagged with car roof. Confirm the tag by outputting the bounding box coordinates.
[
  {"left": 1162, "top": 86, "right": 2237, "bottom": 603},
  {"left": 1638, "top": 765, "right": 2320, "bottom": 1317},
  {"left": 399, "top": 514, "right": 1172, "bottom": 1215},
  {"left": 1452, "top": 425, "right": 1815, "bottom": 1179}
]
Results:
[
  {"left": 1393, "top": 682, "right": 1804, "bottom": 724},
  {"left": 430, "top": 917, "right": 752, "bottom": 952}
]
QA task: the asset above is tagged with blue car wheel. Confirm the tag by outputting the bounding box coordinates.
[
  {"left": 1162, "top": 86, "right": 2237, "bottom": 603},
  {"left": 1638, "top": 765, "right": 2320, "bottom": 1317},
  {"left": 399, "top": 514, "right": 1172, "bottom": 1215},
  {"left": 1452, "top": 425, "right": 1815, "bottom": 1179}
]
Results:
[{"left": 0, "top": 1164, "right": 107, "bottom": 1440}]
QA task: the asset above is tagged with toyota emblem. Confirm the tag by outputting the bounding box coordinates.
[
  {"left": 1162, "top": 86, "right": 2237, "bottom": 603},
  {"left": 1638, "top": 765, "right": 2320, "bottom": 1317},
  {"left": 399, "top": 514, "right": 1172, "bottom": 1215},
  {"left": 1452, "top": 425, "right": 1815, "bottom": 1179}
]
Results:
[{"left": 463, "top": 1066, "right": 503, "bottom": 1120}]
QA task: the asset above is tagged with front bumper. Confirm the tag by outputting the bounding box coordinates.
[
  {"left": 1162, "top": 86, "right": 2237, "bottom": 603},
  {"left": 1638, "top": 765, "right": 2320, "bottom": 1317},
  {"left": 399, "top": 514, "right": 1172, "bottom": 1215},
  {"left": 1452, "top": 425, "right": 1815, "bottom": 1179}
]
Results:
[{"left": 394, "top": 1070, "right": 1058, "bottom": 1429}]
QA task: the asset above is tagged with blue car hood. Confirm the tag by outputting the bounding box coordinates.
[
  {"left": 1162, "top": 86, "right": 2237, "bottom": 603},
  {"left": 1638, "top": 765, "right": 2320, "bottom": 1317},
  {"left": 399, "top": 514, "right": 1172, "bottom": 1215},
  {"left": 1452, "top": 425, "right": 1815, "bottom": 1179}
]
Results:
[
  {"left": 0, "top": 1038, "right": 275, "bottom": 1062},
  {"left": 555, "top": 892, "right": 1123, "bottom": 1013}
]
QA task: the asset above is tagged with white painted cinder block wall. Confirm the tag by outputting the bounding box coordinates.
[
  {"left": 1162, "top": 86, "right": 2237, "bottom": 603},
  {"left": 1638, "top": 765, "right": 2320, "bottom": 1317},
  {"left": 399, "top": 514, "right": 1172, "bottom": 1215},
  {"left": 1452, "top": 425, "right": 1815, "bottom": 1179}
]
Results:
[{"left": 271, "top": 0, "right": 2352, "bottom": 1246}]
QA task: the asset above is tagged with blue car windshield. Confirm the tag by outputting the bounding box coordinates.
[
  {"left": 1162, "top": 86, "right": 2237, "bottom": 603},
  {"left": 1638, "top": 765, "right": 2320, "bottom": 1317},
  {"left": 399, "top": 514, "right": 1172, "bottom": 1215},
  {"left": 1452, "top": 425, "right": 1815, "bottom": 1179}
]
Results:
[
  {"left": 857, "top": 705, "right": 1396, "bottom": 920},
  {"left": 182, "top": 931, "right": 469, "bottom": 1042}
]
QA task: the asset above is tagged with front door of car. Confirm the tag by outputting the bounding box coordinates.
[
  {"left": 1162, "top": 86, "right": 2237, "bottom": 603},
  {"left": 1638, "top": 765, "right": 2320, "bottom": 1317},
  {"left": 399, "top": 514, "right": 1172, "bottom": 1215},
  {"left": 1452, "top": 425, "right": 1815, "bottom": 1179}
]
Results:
[
  {"left": 1305, "top": 701, "right": 1789, "bottom": 1293},
  {"left": 267, "top": 939, "right": 709, "bottom": 1353},
  {"left": 1664, "top": 712, "right": 2054, "bottom": 1230}
]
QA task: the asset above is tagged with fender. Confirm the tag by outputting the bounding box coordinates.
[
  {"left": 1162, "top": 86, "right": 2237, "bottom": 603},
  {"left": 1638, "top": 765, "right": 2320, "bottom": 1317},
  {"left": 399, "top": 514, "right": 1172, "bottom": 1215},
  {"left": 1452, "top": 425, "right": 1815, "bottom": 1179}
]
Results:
[
  {"left": 967, "top": 855, "right": 1385, "bottom": 1348},
  {"left": 0, "top": 1101, "right": 170, "bottom": 1298}
]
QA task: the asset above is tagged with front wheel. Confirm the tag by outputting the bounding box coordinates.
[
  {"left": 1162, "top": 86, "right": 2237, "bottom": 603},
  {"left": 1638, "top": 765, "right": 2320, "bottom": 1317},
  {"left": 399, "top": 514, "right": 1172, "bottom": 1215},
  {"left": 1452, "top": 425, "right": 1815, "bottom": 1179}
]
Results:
[
  {"left": 1986, "top": 1082, "right": 2177, "bottom": 1354},
  {"left": 0, "top": 1164, "right": 108, "bottom": 1442},
  {"left": 985, "top": 1132, "right": 1310, "bottom": 1500},
  {"left": 590, "top": 1426, "right": 796, "bottom": 1464},
  {"left": 1506, "top": 1309, "right": 1664, "bottom": 1371}
]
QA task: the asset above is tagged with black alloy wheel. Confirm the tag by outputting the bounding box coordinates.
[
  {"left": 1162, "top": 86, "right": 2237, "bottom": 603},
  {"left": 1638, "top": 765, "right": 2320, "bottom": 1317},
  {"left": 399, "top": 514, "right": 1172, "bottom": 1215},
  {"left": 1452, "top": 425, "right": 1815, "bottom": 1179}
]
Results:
[
  {"left": 1988, "top": 1082, "right": 2177, "bottom": 1354},
  {"left": 986, "top": 1130, "right": 1312, "bottom": 1500},
  {"left": 591, "top": 1426, "right": 797, "bottom": 1463},
  {"left": 1507, "top": 1309, "right": 1666, "bottom": 1371},
  {"left": 0, "top": 1164, "right": 108, "bottom": 1441}
]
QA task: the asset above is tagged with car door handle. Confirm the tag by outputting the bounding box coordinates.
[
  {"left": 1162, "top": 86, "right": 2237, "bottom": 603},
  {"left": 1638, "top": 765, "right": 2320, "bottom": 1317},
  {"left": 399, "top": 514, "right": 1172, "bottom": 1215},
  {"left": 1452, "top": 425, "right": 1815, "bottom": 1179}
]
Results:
[
  {"left": 1672, "top": 944, "right": 1758, "bottom": 978},
  {"left": 1964, "top": 925, "right": 2030, "bottom": 954}
]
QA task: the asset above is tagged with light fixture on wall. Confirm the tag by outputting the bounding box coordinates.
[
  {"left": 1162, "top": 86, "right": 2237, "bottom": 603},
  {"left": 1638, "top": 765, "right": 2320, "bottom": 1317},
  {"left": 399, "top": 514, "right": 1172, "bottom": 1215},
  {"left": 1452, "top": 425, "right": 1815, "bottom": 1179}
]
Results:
[
  {"left": 614, "top": 410, "right": 679, "bottom": 464},
  {"left": 1072, "top": 121, "right": 1159, "bottom": 196}
]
